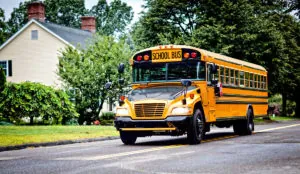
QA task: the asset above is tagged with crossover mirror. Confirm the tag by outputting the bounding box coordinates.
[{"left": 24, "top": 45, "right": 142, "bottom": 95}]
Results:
[{"left": 181, "top": 79, "right": 192, "bottom": 87}]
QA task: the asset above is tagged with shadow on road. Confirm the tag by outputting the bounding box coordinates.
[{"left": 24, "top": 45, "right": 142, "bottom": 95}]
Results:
[{"left": 134, "top": 132, "right": 236, "bottom": 146}]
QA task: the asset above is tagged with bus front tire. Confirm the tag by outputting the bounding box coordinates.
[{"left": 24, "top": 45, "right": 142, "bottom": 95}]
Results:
[
  {"left": 233, "top": 109, "right": 254, "bottom": 135},
  {"left": 187, "top": 109, "right": 204, "bottom": 145},
  {"left": 120, "top": 131, "right": 137, "bottom": 145}
]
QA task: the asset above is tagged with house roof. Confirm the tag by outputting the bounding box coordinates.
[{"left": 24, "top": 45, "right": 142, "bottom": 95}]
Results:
[
  {"left": 0, "top": 19, "right": 94, "bottom": 50},
  {"left": 36, "top": 20, "right": 94, "bottom": 49}
]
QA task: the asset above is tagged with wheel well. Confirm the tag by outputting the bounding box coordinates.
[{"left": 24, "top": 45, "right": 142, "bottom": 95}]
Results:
[
  {"left": 194, "top": 102, "right": 206, "bottom": 122},
  {"left": 247, "top": 105, "right": 254, "bottom": 117}
]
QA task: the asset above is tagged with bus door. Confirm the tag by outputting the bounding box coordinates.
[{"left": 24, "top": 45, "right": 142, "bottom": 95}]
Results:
[{"left": 206, "top": 63, "right": 217, "bottom": 122}]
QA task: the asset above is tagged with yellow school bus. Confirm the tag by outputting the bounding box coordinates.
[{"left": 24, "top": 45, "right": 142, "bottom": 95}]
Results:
[{"left": 114, "top": 45, "right": 268, "bottom": 145}]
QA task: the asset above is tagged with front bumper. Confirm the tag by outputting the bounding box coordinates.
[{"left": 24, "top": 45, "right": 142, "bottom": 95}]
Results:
[{"left": 114, "top": 116, "right": 191, "bottom": 132}]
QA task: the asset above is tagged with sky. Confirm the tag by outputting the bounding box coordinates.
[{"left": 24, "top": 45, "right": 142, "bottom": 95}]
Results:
[{"left": 0, "top": 0, "right": 144, "bottom": 24}]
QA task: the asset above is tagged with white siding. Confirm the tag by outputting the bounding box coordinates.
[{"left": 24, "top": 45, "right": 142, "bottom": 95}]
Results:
[{"left": 0, "top": 23, "right": 68, "bottom": 87}]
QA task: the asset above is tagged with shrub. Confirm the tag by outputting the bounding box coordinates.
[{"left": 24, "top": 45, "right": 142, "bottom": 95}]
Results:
[
  {"left": 100, "top": 111, "right": 115, "bottom": 125},
  {"left": 0, "top": 82, "right": 78, "bottom": 125}
]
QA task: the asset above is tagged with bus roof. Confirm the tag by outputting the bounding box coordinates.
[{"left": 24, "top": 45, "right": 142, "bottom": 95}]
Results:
[{"left": 133, "top": 45, "right": 267, "bottom": 72}]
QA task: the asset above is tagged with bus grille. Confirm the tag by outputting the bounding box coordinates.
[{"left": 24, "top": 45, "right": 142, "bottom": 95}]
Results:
[{"left": 134, "top": 103, "right": 165, "bottom": 117}]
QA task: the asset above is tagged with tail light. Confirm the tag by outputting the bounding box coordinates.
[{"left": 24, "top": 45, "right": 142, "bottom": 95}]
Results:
[
  {"left": 191, "top": 52, "right": 197, "bottom": 58},
  {"left": 137, "top": 55, "right": 142, "bottom": 61},
  {"left": 184, "top": 53, "right": 190, "bottom": 59},
  {"left": 144, "top": 55, "right": 149, "bottom": 61}
]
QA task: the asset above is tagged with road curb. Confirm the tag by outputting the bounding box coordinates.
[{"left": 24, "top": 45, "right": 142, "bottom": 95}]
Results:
[{"left": 0, "top": 136, "right": 120, "bottom": 152}]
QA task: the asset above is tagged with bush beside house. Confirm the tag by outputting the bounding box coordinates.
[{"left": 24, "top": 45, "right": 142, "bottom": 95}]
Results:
[{"left": 0, "top": 81, "right": 78, "bottom": 125}]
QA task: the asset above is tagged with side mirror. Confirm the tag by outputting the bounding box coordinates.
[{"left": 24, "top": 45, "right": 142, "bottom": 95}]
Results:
[
  {"left": 211, "top": 79, "right": 218, "bottom": 86},
  {"left": 181, "top": 79, "right": 192, "bottom": 87},
  {"left": 104, "top": 82, "right": 112, "bottom": 89},
  {"left": 211, "top": 64, "right": 218, "bottom": 74},
  {"left": 118, "top": 63, "right": 125, "bottom": 74}
]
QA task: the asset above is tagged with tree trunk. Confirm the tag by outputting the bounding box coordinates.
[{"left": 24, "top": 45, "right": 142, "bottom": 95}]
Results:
[
  {"left": 30, "top": 116, "right": 34, "bottom": 125},
  {"left": 98, "top": 98, "right": 105, "bottom": 117},
  {"left": 282, "top": 93, "right": 287, "bottom": 116}
]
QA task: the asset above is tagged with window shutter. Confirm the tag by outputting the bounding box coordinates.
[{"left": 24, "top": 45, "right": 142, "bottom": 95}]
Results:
[{"left": 8, "top": 60, "right": 12, "bottom": 76}]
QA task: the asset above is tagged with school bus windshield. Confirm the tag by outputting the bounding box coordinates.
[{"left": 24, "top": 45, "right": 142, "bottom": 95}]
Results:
[{"left": 132, "top": 61, "right": 205, "bottom": 82}]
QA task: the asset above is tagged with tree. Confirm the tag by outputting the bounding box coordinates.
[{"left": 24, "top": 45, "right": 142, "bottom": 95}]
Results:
[
  {"left": 131, "top": 0, "right": 300, "bottom": 116},
  {"left": 0, "top": 8, "right": 9, "bottom": 45},
  {"left": 44, "top": 0, "right": 87, "bottom": 28},
  {"left": 0, "top": 82, "right": 78, "bottom": 125},
  {"left": 90, "top": 0, "right": 133, "bottom": 35},
  {"left": 6, "top": 1, "right": 34, "bottom": 36},
  {"left": 58, "top": 35, "right": 132, "bottom": 124}
]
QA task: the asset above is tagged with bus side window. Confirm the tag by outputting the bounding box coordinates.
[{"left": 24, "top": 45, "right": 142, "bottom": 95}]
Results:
[
  {"left": 214, "top": 65, "right": 219, "bottom": 81},
  {"left": 235, "top": 70, "right": 239, "bottom": 86},
  {"left": 220, "top": 66, "right": 224, "bottom": 84},
  {"left": 264, "top": 76, "right": 267, "bottom": 89},
  {"left": 230, "top": 69, "right": 234, "bottom": 85},
  {"left": 240, "top": 71, "right": 244, "bottom": 87},
  {"left": 207, "top": 64, "right": 213, "bottom": 83},
  {"left": 225, "top": 68, "right": 229, "bottom": 84},
  {"left": 245, "top": 72, "right": 249, "bottom": 87},
  {"left": 250, "top": 73, "right": 253, "bottom": 88},
  {"left": 254, "top": 74, "right": 257, "bottom": 88}
]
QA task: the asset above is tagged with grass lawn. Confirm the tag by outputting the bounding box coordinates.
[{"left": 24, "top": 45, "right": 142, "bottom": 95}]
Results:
[
  {"left": 0, "top": 126, "right": 118, "bottom": 147},
  {"left": 254, "top": 116, "right": 300, "bottom": 124}
]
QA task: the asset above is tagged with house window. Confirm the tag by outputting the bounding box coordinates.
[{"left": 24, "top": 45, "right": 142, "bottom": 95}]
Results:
[
  {"left": 31, "top": 30, "right": 38, "bottom": 40},
  {"left": 0, "top": 60, "right": 12, "bottom": 76}
]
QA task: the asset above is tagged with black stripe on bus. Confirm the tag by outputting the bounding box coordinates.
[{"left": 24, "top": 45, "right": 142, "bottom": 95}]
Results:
[
  {"left": 222, "top": 84, "right": 268, "bottom": 92},
  {"left": 216, "top": 116, "right": 246, "bottom": 121},
  {"left": 216, "top": 101, "right": 268, "bottom": 104},
  {"left": 222, "top": 94, "right": 268, "bottom": 99}
]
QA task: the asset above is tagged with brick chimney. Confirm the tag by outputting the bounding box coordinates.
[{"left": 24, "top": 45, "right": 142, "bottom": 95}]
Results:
[
  {"left": 27, "top": 1, "right": 45, "bottom": 22},
  {"left": 81, "top": 16, "right": 96, "bottom": 33}
]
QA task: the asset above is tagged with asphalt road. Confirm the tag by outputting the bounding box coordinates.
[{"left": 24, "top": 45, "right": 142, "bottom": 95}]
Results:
[{"left": 1, "top": 121, "right": 300, "bottom": 174}]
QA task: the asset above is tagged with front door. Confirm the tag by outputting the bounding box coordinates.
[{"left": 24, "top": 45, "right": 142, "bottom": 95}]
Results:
[{"left": 207, "top": 63, "right": 216, "bottom": 122}]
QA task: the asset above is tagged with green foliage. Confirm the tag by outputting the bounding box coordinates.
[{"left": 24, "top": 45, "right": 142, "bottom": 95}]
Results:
[
  {"left": 269, "top": 94, "right": 282, "bottom": 105},
  {"left": 6, "top": 0, "right": 36, "bottom": 35},
  {"left": 100, "top": 111, "right": 115, "bottom": 120},
  {"left": 44, "top": 0, "right": 87, "bottom": 28},
  {"left": 0, "top": 82, "right": 78, "bottom": 125},
  {"left": 0, "top": 8, "right": 9, "bottom": 45},
  {"left": 90, "top": 0, "right": 133, "bottom": 35},
  {"left": 58, "top": 35, "right": 132, "bottom": 125},
  {"left": 100, "top": 112, "right": 115, "bottom": 125}
]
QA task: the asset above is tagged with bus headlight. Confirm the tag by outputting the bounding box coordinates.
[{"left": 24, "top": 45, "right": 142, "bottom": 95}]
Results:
[
  {"left": 116, "top": 108, "right": 129, "bottom": 115},
  {"left": 171, "top": 107, "right": 192, "bottom": 115}
]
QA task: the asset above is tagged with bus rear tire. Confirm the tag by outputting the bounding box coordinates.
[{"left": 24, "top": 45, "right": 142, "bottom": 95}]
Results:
[
  {"left": 233, "top": 109, "right": 254, "bottom": 135},
  {"left": 187, "top": 109, "right": 204, "bottom": 145},
  {"left": 120, "top": 131, "right": 137, "bottom": 145}
]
